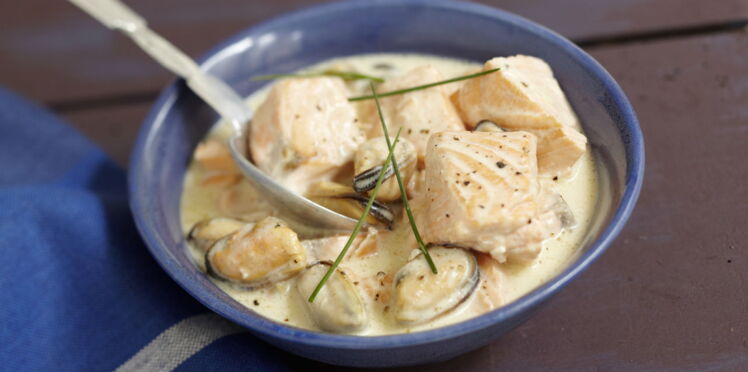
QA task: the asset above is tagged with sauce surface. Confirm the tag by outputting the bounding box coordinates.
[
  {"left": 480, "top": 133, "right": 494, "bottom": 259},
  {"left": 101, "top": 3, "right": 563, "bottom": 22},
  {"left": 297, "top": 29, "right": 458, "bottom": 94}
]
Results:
[{"left": 180, "top": 53, "right": 598, "bottom": 335}]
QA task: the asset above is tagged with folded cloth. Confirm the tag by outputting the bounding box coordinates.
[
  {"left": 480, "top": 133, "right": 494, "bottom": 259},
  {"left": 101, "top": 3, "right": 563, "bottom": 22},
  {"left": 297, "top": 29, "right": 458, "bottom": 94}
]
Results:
[{"left": 0, "top": 88, "right": 318, "bottom": 372}]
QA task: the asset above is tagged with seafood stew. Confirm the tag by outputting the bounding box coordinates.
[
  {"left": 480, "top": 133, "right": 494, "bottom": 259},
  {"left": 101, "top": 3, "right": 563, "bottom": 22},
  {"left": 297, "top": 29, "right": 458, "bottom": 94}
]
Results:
[{"left": 180, "top": 53, "right": 598, "bottom": 335}]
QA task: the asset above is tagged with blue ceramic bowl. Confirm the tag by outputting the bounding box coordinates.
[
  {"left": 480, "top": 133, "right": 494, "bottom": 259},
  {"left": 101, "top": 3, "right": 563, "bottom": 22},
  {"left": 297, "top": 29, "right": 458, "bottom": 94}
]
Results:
[{"left": 129, "top": 0, "right": 644, "bottom": 367}]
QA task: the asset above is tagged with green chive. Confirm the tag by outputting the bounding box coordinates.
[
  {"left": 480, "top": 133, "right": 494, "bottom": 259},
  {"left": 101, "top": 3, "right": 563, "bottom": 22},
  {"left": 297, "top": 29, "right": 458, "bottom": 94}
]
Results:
[
  {"left": 369, "top": 83, "right": 438, "bottom": 274},
  {"left": 252, "top": 70, "right": 384, "bottom": 83},
  {"left": 308, "top": 128, "right": 404, "bottom": 303},
  {"left": 348, "top": 68, "right": 500, "bottom": 102}
]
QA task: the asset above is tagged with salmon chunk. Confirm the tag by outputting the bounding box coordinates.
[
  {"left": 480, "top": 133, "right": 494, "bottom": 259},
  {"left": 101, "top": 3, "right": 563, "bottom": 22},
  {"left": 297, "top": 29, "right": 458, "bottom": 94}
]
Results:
[
  {"left": 362, "top": 65, "right": 465, "bottom": 160},
  {"left": 249, "top": 77, "right": 365, "bottom": 194},
  {"left": 451, "top": 55, "right": 587, "bottom": 175},
  {"left": 417, "top": 131, "right": 562, "bottom": 263}
]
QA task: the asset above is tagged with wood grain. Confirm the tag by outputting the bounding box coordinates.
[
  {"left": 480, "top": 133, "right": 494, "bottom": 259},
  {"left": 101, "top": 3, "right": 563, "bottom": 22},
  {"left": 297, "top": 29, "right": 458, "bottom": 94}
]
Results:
[
  {"left": 2, "top": 0, "right": 746, "bottom": 105},
  {"left": 61, "top": 29, "right": 748, "bottom": 370}
]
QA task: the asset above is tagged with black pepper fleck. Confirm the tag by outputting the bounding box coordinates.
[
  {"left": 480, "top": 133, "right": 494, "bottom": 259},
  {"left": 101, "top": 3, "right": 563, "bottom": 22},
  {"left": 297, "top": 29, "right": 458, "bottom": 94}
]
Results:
[
  {"left": 463, "top": 181, "right": 470, "bottom": 186},
  {"left": 553, "top": 176, "right": 559, "bottom": 181},
  {"left": 446, "top": 213, "right": 450, "bottom": 218},
  {"left": 253, "top": 300, "right": 260, "bottom": 306},
  {"left": 496, "top": 161, "right": 506, "bottom": 169},
  {"left": 515, "top": 171, "right": 522, "bottom": 175}
]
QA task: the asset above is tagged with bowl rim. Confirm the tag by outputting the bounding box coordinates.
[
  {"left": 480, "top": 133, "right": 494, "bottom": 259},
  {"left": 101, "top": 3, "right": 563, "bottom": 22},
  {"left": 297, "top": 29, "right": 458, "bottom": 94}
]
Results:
[{"left": 129, "top": 0, "right": 644, "bottom": 349}]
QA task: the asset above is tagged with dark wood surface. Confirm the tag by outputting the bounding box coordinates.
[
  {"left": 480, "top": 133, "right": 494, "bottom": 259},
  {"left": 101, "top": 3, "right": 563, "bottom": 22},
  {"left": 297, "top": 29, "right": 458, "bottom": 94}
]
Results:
[{"left": 5, "top": 0, "right": 747, "bottom": 370}]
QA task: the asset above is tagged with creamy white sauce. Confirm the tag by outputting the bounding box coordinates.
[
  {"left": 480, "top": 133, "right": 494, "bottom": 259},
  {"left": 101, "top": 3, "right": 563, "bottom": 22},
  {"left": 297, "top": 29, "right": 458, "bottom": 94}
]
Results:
[{"left": 180, "top": 53, "right": 598, "bottom": 335}]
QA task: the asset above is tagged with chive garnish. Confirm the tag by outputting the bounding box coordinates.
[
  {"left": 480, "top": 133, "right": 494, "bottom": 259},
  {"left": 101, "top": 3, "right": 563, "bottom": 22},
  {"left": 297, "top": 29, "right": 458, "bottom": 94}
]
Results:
[
  {"left": 370, "top": 83, "right": 438, "bottom": 274},
  {"left": 308, "top": 128, "right": 404, "bottom": 303},
  {"left": 348, "top": 68, "right": 500, "bottom": 102},
  {"left": 252, "top": 70, "right": 384, "bottom": 83}
]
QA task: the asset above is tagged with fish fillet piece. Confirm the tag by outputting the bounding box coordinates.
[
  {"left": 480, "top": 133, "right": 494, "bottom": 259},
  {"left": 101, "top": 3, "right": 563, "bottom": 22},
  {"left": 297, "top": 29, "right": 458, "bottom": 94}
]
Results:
[
  {"left": 249, "top": 77, "right": 365, "bottom": 194},
  {"left": 362, "top": 65, "right": 465, "bottom": 160},
  {"left": 451, "top": 55, "right": 587, "bottom": 175},
  {"left": 418, "top": 131, "right": 562, "bottom": 263}
]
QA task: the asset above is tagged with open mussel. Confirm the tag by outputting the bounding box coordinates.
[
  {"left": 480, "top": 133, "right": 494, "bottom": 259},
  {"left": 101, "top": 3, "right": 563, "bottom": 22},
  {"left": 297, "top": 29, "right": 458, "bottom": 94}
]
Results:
[
  {"left": 392, "top": 246, "right": 479, "bottom": 325},
  {"left": 205, "top": 216, "right": 306, "bottom": 288},
  {"left": 473, "top": 119, "right": 506, "bottom": 133},
  {"left": 353, "top": 136, "right": 417, "bottom": 201},
  {"left": 296, "top": 262, "right": 368, "bottom": 333},
  {"left": 307, "top": 181, "right": 394, "bottom": 228},
  {"left": 188, "top": 217, "right": 248, "bottom": 252}
]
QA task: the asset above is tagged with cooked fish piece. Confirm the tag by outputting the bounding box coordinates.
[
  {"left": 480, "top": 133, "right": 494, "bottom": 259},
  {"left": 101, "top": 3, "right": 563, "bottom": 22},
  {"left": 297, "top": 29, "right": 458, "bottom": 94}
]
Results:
[
  {"left": 451, "top": 55, "right": 587, "bottom": 175},
  {"left": 471, "top": 253, "right": 504, "bottom": 312},
  {"left": 417, "top": 131, "right": 563, "bottom": 263},
  {"left": 361, "top": 65, "right": 465, "bottom": 160},
  {"left": 194, "top": 139, "right": 242, "bottom": 187},
  {"left": 249, "top": 77, "right": 365, "bottom": 194},
  {"left": 205, "top": 216, "right": 306, "bottom": 287},
  {"left": 353, "top": 136, "right": 417, "bottom": 202}
]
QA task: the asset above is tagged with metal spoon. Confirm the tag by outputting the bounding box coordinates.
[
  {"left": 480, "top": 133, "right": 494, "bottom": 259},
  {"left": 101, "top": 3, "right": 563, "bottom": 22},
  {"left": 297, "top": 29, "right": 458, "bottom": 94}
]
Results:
[{"left": 69, "top": 0, "right": 357, "bottom": 236}]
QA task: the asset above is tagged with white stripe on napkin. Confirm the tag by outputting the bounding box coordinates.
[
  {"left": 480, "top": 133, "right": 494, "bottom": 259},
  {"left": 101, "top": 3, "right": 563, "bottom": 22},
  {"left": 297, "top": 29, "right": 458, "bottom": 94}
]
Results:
[{"left": 115, "top": 313, "right": 246, "bottom": 372}]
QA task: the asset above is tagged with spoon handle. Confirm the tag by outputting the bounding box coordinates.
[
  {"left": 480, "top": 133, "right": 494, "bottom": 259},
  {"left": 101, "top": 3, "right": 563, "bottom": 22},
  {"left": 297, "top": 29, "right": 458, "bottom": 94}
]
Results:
[{"left": 69, "top": 0, "right": 252, "bottom": 129}]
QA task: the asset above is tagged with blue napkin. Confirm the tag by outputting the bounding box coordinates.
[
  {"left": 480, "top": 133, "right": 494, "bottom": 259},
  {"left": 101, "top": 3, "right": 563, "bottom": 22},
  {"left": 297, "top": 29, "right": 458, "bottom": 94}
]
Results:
[{"left": 0, "top": 88, "right": 323, "bottom": 372}]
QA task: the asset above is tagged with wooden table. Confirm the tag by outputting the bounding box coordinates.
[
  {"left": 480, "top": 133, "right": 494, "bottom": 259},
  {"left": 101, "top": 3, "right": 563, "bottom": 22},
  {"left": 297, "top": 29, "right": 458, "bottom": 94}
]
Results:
[{"left": 4, "top": 0, "right": 747, "bottom": 369}]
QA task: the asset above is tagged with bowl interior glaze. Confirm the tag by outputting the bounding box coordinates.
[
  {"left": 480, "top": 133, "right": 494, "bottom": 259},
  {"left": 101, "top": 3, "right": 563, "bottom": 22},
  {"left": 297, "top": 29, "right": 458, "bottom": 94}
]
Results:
[{"left": 129, "top": 0, "right": 643, "bottom": 367}]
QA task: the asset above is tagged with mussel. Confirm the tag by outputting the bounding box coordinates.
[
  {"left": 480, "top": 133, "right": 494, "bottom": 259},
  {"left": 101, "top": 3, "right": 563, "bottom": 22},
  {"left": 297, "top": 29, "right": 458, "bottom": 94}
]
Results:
[
  {"left": 392, "top": 246, "right": 479, "bottom": 325},
  {"left": 188, "top": 217, "right": 248, "bottom": 252},
  {"left": 296, "top": 262, "right": 368, "bottom": 333},
  {"left": 353, "top": 136, "right": 417, "bottom": 201},
  {"left": 205, "top": 216, "right": 306, "bottom": 288},
  {"left": 473, "top": 119, "right": 506, "bottom": 133},
  {"left": 307, "top": 181, "right": 394, "bottom": 228}
]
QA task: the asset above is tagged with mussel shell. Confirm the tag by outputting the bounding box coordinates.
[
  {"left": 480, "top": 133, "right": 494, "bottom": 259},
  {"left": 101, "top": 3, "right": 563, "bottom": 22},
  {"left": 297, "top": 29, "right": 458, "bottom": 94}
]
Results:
[
  {"left": 205, "top": 217, "right": 306, "bottom": 288},
  {"left": 352, "top": 164, "right": 394, "bottom": 193},
  {"left": 473, "top": 119, "right": 506, "bottom": 132},
  {"left": 188, "top": 217, "right": 248, "bottom": 252},
  {"left": 352, "top": 136, "right": 417, "bottom": 202},
  {"left": 309, "top": 194, "right": 394, "bottom": 229},
  {"left": 296, "top": 262, "right": 368, "bottom": 333},
  {"left": 392, "top": 246, "right": 479, "bottom": 325}
]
